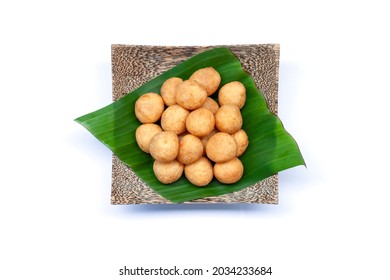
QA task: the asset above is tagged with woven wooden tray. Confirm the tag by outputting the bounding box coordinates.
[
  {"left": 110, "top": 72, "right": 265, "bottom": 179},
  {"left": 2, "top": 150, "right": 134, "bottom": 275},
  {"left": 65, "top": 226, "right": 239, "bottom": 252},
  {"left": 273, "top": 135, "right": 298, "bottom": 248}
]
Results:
[{"left": 110, "top": 44, "right": 280, "bottom": 204}]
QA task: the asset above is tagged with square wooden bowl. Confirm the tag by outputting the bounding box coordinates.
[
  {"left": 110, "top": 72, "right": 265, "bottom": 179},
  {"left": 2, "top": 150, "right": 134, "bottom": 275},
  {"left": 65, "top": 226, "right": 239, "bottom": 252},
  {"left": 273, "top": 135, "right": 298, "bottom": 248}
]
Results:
[{"left": 111, "top": 44, "right": 280, "bottom": 204}]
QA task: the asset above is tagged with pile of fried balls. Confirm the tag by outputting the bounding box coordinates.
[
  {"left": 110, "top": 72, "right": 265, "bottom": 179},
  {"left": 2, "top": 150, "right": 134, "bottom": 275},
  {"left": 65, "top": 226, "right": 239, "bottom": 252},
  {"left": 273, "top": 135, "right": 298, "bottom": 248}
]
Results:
[{"left": 134, "top": 67, "right": 249, "bottom": 187}]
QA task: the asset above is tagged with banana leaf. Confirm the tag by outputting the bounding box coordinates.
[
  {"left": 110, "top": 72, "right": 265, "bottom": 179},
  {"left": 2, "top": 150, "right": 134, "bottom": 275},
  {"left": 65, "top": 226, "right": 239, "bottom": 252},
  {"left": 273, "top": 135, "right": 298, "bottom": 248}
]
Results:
[{"left": 75, "top": 47, "right": 305, "bottom": 203}]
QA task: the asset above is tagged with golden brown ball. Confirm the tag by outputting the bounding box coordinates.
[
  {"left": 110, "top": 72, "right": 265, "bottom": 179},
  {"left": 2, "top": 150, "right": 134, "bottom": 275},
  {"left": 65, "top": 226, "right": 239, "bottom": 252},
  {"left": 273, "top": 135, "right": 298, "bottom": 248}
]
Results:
[
  {"left": 200, "top": 97, "right": 220, "bottom": 114},
  {"left": 149, "top": 131, "right": 179, "bottom": 162},
  {"left": 215, "top": 104, "right": 243, "bottom": 134},
  {"left": 161, "top": 104, "right": 189, "bottom": 135},
  {"left": 153, "top": 159, "right": 184, "bottom": 184},
  {"left": 134, "top": 93, "right": 165, "bottom": 123},
  {"left": 214, "top": 157, "right": 244, "bottom": 184},
  {"left": 185, "top": 108, "right": 215, "bottom": 137},
  {"left": 184, "top": 157, "right": 214, "bottom": 187},
  {"left": 175, "top": 80, "right": 207, "bottom": 110},
  {"left": 177, "top": 134, "right": 204, "bottom": 165},
  {"left": 189, "top": 67, "right": 221, "bottom": 96},
  {"left": 218, "top": 81, "right": 246, "bottom": 109},
  {"left": 205, "top": 132, "right": 237, "bottom": 163},
  {"left": 232, "top": 129, "right": 249, "bottom": 157},
  {"left": 135, "top": 123, "right": 163, "bottom": 153},
  {"left": 160, "top": 77, "right": 183, "bottom": 106}
]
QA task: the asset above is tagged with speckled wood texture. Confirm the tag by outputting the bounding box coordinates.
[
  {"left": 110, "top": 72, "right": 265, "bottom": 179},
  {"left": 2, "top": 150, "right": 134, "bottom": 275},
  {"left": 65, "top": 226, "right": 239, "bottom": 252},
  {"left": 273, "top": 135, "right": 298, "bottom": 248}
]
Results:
[{"left": 111, "top": 44, "right": 280, "bottom": 204}]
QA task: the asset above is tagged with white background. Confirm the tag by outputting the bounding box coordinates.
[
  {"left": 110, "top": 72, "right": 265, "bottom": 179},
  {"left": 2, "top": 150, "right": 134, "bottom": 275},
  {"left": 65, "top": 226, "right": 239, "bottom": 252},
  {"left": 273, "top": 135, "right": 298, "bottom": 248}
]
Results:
[{"left": 1, "top": 0, "right": 389, "bottom": 279}]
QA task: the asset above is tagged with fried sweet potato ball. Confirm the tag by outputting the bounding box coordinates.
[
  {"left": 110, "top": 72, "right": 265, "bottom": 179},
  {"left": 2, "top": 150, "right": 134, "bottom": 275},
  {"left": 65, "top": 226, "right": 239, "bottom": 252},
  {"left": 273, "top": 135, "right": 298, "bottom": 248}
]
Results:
[
  {"left": 218, "top": 81, "right": 246, "bottom": 109},
  {"left": 200, "top": 97, "right": 219, "bottom": 114},
  {"left": 134, "top": 93, "right": 165, "bottom": 123},
  {"left": 135, "top": 123, "right": 163, "bottom": 153},
  {"left": 184, "top": 156, "right": 214, "bottom": 187},
  {"left": 189, "top": 67, "right": 221, "bottom": 96},
  {"left": 186, "top": 108, "right": 215, "bottom": 137},
  {"left": 232, "top": 129, "right": 249, "bottom": 157},
  {"left": 215, "top": 104, "right": 242, "bottom": 134},
  {"left": 177, "top": 134, "right": 204, "bottom": 165},
  {"left": 160, "top": 77, "right": 183, "bottom": 106},
  {"left": 175, "top": 80, "right": 207, "bottom": 110},
  {"left": 149, "top": 131, "right": 179, "bottom": 162},
  {"left": 214, "top": 157, "right": 244, "bottom": 184},
  {"left": 205, "top": 132, "right": 237, "bottom": 163},
  {"left": 161, "top": 104, "right": 189, "bottom": 135},
  {"left": 153, "top": 159, "right": 184, "bottom": 184}
]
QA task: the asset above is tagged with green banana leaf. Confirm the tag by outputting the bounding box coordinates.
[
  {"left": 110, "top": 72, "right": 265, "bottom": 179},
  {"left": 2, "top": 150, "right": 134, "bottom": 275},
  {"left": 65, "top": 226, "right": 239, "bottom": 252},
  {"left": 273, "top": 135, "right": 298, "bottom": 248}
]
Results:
[{"left": 75, "top": 47, "right": 305, "bottom": 203}]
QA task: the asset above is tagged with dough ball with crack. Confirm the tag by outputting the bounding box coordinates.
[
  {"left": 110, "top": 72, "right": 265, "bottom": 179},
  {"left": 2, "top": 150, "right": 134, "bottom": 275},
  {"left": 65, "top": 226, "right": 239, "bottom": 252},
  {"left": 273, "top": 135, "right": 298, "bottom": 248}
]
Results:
[
  {"left": 186, "top": 108, "right": 215, "bottom": 137},
  {"left": 177, "top": 134, "right": 203, "bottom": 165},
  {"left": 134, "top": 93, "right": 165, "bottom": 123},
  {"left": 214, "top": 157, "right": 244, "bottom": 184},
  {"left": 135, "top": 123, "right": 163, "bottom": 153},
  {"left": 189, "top": 67, "right": 221, "bottom": 96},
  {"left": 205, "top": 132, "right": 237, "bottom": 163},
  {"left": 175, "top": 80, "right": 207, "bottom": 110},
  {"left": 215, "top": 104, "right": 242, "bottom": 134},
  {"left": 232, "top": 129, "right": 249, "bottom": 157},
  {"left": 153, "top": 159, "right": 183, "bottom": 184},
  {"left": 200, "top": 97, "right": 219, "bottom": 114},
  {"left": 149, "top": 131, "right": 179, "bottom": 162},
  {"left": 160, "top": 77, "right": 183, "bottom": 106},
  {"left": 184, "top": 157, "right": 214, "bottom": 187},
  {"left": 161, "top": 104, "right": 189, "bottom": 135},
  {"left": 218, "top": 81, "right": 246, "bottom": 109}
]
